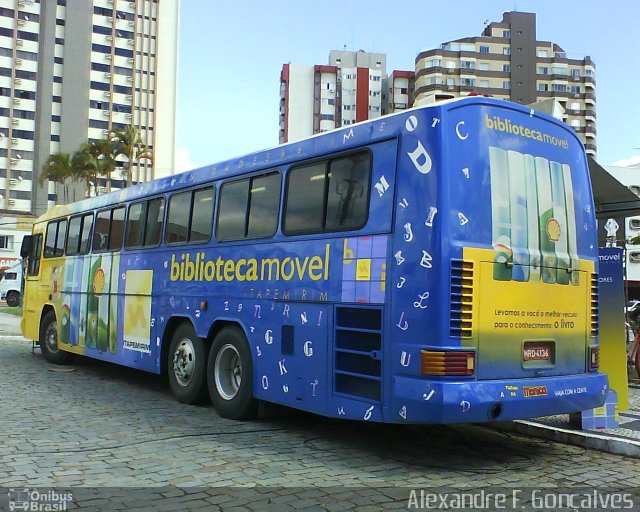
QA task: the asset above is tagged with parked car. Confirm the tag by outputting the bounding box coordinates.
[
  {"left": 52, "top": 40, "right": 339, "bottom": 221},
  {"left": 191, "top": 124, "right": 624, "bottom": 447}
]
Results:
[{"left": 0, "top": 262, "right": 22, "bottom": 307}]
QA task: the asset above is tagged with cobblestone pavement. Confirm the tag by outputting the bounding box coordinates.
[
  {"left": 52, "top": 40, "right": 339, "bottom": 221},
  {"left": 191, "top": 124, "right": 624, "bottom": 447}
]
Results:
[{"left": 1, "top": 317, "right": 640, "bottom": 510}]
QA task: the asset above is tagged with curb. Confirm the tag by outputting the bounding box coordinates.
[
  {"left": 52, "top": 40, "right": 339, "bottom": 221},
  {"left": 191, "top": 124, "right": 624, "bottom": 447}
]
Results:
[{"left": 491, "top": 420, "right": 640, "bottom": 458}]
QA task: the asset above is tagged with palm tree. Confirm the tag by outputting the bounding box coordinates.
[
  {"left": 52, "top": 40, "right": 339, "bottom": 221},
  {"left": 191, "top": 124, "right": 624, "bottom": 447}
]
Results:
[
  {"left": 92, "top": 138, "right": 118, "bottom": 192},
  {"left": 40, "top": 152, "right": 73, "bottom": 204},
  {"left": 72, "top": 142, "right": 116, "bottom": 197},
  {"left": 109, "top": 125, "right": 153, "bottom": 187}
]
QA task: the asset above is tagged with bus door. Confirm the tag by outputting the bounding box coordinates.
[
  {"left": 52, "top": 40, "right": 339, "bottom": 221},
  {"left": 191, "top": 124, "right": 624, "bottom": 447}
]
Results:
[{"left": 21, "top": 233, "right": 43, "bottom": 341}]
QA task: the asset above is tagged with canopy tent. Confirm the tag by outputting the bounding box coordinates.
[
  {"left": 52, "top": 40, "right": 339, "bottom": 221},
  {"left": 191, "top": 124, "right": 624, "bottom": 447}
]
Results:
[{"left": 588, "top": 157, "right": 640, "bottom": 219}]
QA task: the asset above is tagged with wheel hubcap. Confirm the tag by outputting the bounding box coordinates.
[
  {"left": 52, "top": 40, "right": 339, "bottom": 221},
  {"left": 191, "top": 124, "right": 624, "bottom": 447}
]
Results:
[
  {"left": 215, "top": 344, "right": 242, "bottom": 400},
  {"left": 172, "top": 338, "right": 196, "bottom": 387},
  {"left": 45, "top": 322, "right": 58, "bottom": 353}
]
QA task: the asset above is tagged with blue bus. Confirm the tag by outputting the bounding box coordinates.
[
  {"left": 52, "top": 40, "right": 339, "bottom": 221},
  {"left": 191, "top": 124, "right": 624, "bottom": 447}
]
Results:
[{"left": 21, "top": 96, "right": 607, "bottom": 423}]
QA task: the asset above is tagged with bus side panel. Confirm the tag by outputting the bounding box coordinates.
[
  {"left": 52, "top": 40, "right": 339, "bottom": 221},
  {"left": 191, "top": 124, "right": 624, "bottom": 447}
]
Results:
[
  {"left": 152, "top": 138, "right": 398, "bottom": 419},
  {"left": 383, "top": 109, "right": 443, "bottom": 422}
]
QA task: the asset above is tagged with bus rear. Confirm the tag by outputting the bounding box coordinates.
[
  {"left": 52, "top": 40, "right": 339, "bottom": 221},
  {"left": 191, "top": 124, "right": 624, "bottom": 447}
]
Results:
[{"left": 389, "top": 98, "right": 607, "bottom": 423}]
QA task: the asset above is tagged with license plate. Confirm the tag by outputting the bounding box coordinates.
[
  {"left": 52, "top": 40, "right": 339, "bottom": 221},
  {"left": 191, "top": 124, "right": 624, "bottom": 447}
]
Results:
[{"left": 523, "top": 344, "right": 552, "bottom": 362}]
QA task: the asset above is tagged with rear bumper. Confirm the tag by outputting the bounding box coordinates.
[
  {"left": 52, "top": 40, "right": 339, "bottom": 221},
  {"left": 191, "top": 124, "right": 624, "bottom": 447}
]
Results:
[{"left": 392, "top": 372, "right": 608, "bottom": 424}]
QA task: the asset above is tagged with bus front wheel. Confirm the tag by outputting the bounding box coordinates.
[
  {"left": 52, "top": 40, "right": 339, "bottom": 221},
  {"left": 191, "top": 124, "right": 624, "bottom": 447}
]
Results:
[
  {"left": 39, "top": 310, "right": 72, "bottom": 365},
  {"left": 207, "top": 327, "right": 258, "bottom": 420},
  {"left": 168, "top": 322, "right": 209, "bottom": 404}
]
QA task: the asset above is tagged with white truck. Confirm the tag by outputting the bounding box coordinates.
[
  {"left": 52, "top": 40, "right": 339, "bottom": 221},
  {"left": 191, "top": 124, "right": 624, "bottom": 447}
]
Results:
[{"left": 0, "top": 261, "right": 22, "bottom": 307}]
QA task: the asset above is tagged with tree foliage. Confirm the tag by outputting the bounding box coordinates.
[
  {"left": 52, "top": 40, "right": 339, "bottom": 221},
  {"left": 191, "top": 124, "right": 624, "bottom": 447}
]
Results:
[
  {"left": 109, "top": 125, "right": 153, "bottom": 187},
  {"left": 41, "top": 126, "right": 149, "bottom": 202},
  {"left": 40, "top": 152, "right": 73, "bottom": 203}
]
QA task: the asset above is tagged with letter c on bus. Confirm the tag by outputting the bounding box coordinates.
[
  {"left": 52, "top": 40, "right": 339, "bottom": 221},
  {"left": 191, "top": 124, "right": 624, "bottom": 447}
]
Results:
[
  {"left": 303, "top": 341, "right": 314, "bottom": 357},
  {"left": 265, "top": 330, "right": 273, "bottom": 344},
  {"left": 456, "top": 121, "right": 469, "bottom": 140}
]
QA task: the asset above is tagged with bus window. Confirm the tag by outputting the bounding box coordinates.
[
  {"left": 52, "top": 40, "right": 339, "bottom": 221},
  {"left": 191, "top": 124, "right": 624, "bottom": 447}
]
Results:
[
  {"left": 217, "top": 172, "right": 280, "bottom": 241},
  {"left": 93, "top": 210, "right": 111, "bottom": 252},
  {"left": 67, "top": 213, "right": 93, "bottom": 256},
  {"left": 325, "top": 152, "right": 370, "bottom": 230},
  {"left": 217, "top": 180, "right": 249, "bottom": 241},
  {"left": 78, "top": 213, "right": 93, "bottom": 254},
  {"left": 144, "top": 197, "right": 164, "bottom": 246},
  {"left": 190, "top": 188, "right": 214, "bottom": 242},
  {"left": 44, "top": 222, "right": 57, "bottom": 258},
  {"left": 27, "top": 233, "right": 42, "bottom": 276},
  {"left": 125, "top": 202, "right": 146, "bottom": 248},
  {"left": 126, "top": 198, "right": 165, "bottom": 248},
  {"left": 247, "top": 172, "right": 280, "bottom": 238},
  {"left": 108, "top": 207, "right": 125, "bottom": 251},
  {"left": 284, "top": 161, "right": 326, "bottom": 234},
  {"left": 166, "top": 191, "right": 191, "bottom": 244},
  {"left": 166, "top": 187, "right": 214, "bottom": 245},
  {"left": 66, "top": 215, "right": 83, "bottom": 255},
  {"left": 284, "top": 151, "right": 371, "bottom": 234},
  {"left": 54, "top": 219, "right": 67, "bottom": 256},
  {"left": 93, "top": 206, "right": 124, "bottom": 252},
  {"left": 44, "top": 219, "right": 67, "bottom": 258}
]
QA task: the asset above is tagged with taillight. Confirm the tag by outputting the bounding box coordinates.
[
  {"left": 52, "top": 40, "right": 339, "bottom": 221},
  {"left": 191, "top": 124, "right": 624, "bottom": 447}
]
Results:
[
  {"left": 421, "top": 350, "right": 475, "bottom": 376},
  {"left": 589, "top": 346, "right": 599, "bottom": 371}
]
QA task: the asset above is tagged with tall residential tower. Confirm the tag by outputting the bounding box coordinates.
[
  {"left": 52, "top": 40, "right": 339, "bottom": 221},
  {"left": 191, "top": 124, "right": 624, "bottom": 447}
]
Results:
[{"left": 0, "top": 0, "right": 179, "bottom": 218}]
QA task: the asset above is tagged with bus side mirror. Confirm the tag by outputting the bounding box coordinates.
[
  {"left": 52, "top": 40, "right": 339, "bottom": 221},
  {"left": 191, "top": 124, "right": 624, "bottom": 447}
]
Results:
[{"left": 20, "top": 235, "right": 32, "bottom": 258}]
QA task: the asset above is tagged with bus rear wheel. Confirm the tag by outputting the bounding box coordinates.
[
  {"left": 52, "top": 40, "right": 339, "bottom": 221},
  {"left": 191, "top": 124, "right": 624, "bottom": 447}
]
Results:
[
  {"left": 168, "top": 322, "right": 209, "bottom": 404},
  {"left": 39, "top": 310, "right": 72, "bottom": 365},
  {"left": 207, "top": 327, "right": 258, "bottom": 420},
  {"left": 5, "top": 291, "right": 19, "bottom": 307}
]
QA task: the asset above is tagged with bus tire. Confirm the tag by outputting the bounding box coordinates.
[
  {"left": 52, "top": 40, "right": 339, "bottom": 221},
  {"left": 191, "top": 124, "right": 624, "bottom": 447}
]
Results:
[
  {"left": 5, "top": 291, "right": 19, "bottom": 307},
  {"left": 168, "top": 322, "right": 209, "bottom": 404},
  {"left": 39, "top": 310, "right": 72, "bottom": 365},
  {"left": 207, "top": 326, "right": 258, "bottom": 420}
]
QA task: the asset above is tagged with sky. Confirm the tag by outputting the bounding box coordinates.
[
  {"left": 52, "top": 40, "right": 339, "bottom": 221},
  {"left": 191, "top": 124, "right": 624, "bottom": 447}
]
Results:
[{"left": 175, "top": 0, "right": 640, "bottom": 172}]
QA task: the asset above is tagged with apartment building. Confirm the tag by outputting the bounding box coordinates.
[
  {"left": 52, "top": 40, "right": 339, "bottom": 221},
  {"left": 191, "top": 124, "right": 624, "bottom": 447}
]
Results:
[
  {"left": 0, "top": 0, "right": 178, "bottom": 267},
  {"left": 0, "top": 0, "right": 178, "bottom": 217},
  {"left": 386, "top": 70, "right": 415, "bottom": 114},
  {"left": 280, "top": 50, "right": 389, "bottom": 143},
  {"left": 414, "top": 11, "right": 596, "bottom": 156}
]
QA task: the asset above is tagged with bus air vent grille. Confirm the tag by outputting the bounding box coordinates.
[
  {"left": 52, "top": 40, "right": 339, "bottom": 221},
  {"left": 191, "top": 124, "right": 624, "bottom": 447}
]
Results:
[
  {"left": 450, "top": 259, "right": 474, "bottom": 338},
  {"left": 334, "top": 306, "right": 383, "bottom": 402},
  {"left": 590, "top": 273, "right": 599, "bottom": 337}
]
